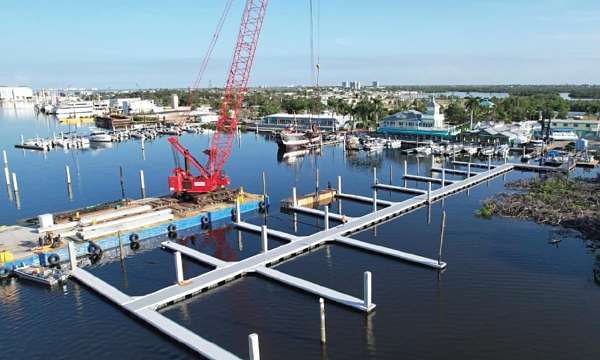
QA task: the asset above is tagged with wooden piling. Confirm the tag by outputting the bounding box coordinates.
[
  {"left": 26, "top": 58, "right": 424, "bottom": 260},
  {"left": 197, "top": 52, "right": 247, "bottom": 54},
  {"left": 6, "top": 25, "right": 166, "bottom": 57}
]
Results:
[{"left": 319, "top": 297, "right": 327, "bottom": 344}]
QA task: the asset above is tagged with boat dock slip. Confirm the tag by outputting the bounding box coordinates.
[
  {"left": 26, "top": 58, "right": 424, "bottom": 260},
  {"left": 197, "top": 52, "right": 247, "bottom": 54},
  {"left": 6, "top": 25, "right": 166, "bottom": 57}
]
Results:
[
  {"left": 431, "top": 167, "right": 479, "bottom": 176},
  {"left": 336, "top": 192, "right": 395, "bottom": 206},
  {"left": 403, "top": 174, "right": 456, "bottom": 185},
  {"left": 373, "top": 183, "right": 427, "bottom": 195},
  {"left": 334, "top": 236, "right": 446, "bottom": 269},
  {"left": 287, "top": 204, "right": 352, "bottom": 222},
  {"left": 70, "top": 162, "right": 515, "bottom": 359},
  {"left": 452, "top": 161, "right": 496, "bottom": 169}
]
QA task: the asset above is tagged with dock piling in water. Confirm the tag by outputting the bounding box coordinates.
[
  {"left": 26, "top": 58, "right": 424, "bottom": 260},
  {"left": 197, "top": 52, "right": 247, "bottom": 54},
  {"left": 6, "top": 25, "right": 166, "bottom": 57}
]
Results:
[
  {"left": 441, "top": 168, "right": 446, "bottom": 189},
  {"left": 4, "top": 166, "right": 10, "bottom": 186},
  {"left": 324, "top": 205, "right": 329, "bottom": 230},
  {"left": 65, "top": 165, "right": 71, "bottom": 185},
  {"left": 427, "top": 182, "right": 432, "bottom": 204},
  {"left": 11, "top": 172, "right": 18, "bottom": 193},
  {"left": 438, "top": 211, "right": 446, "bottom": 266},
  {"left": 319, "top": 297, "right": 326, "bottom": 344},
  {"left": 174, "top": 251, "right": 184, "bottom": 284},
  {"left": 68, "top": 241, "right": 77, "bottom": 270},
  {"left": 119, "top": 166, "right": 125, "bottom": 199},
  {"left": 364, "top": 271, "right": 372, "bottom": 309},
  {"left": 139, "top": 170, "right": 146, "bottom": 198},
  {"left": 373, "top": 167, "right": 378, "bottom": 185},
  {"left": 261, "top": 225, "right": 268, "bottom": 252},
  {"left": 292, "top": 187, "right": 297, "bottom": 207},
  {"left": 2, "top": 150, "right": 7, "bottom": 167},
  {"left": 248, "top": 333, "right": 260, "bottom": 360},
  {"left": 235, "top": 199, "right": 241, "bottom": 223},
  {"left": 372, "top": 189, "right": 378, "bottom": 212}
]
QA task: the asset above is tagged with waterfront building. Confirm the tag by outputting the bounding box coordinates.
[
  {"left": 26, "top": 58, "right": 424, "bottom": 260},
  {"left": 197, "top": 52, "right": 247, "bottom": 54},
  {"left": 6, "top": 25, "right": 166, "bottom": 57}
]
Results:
[
  {"left": 259, "top": 111, "right": 350, "bottom": 131},
  {"left": 111, "top": 98, "right": 164, "bottom": 115},
  {"left": 549, "top": 119, "right": 600, "bottom": 138},
  {"left": 377, "top": 97, "right": 459, "bottom": 139},
  {"left": 0, "top": 86, "right": 33, "bottom": 102}
]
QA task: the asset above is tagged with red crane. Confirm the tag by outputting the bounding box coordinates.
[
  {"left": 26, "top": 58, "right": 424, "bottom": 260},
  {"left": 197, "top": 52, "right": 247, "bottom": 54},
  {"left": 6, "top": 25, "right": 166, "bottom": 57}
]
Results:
[{"left": 169, "top": 0, "right": 269, "bottom": 195}]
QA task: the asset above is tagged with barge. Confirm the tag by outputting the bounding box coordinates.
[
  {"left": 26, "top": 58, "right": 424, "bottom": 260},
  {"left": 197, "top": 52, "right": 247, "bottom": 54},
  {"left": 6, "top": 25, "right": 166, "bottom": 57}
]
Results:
[{"left": 0, "top": 189, "right": 265, "bottom": 269}]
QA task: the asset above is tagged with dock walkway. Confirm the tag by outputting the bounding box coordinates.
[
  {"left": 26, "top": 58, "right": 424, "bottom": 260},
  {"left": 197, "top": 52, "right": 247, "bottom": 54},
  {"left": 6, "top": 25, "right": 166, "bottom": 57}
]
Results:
[{"left": 70, "top": 162, "right": 515, "bottom": 359}]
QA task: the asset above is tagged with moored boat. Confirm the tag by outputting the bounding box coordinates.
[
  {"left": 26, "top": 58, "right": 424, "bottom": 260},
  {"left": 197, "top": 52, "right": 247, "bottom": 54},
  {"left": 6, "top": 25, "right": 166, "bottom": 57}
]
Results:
[{"left": 14, "top": 265, "right": 69, "bottom": 286}]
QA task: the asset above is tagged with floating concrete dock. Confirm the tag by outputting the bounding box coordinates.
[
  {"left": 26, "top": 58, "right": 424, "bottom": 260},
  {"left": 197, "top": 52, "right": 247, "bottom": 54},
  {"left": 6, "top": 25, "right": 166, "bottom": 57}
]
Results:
[{"left": 69, "top": 161, "right": 515, "bottom": 359}]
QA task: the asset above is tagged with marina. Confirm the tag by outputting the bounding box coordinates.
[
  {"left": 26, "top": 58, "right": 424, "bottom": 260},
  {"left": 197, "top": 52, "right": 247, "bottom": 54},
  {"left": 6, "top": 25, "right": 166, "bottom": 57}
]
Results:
[{"left": 1, "top": 106, "right": 599, "bottom": 359}]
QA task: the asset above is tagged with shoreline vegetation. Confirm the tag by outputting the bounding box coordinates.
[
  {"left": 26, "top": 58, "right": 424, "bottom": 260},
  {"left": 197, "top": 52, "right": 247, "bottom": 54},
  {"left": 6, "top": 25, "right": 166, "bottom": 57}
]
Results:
[{"left": 477, "top": 175, "right": 600, "bottom": 242}]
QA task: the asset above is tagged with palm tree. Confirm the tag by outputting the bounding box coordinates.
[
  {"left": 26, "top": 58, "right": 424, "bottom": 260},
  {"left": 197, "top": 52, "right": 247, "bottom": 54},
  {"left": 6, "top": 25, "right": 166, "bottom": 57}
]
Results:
[{"left": 464, "top": 96, "right": 481, "bottom": 130}]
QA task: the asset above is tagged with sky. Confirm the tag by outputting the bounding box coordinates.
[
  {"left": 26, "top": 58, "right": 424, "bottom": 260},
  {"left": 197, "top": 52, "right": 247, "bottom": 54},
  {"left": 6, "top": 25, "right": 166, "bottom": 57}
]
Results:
[{"left": 1, "top": 0, "right": 600, "bottom": 88}]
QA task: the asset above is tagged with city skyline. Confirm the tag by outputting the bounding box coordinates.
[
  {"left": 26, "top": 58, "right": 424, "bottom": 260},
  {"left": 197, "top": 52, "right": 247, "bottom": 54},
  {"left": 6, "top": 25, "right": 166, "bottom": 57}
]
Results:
[{"left": 1, "top": 0, "right": 600, "bottom": 88}]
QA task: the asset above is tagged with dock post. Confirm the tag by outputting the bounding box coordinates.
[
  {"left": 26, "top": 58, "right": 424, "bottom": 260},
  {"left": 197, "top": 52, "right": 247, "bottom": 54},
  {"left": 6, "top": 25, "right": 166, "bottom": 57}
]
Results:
[
  {"left": 467, "top": 163, "right": 471, "bottom": 177},
  {"left": 68, "top": 241, "right": 77, "bottom": 270},
  {"left": 373, "top": 167, "right": 378, "bottom": 185},
  {"left": 235, "top": 199, "right": 241, "bottom": 223},
  {"left": 65, "top": 165, "right": 72, "bottom": 185},
  {"left": 292, "top": 187, "right": 297, "bottom": 207},
  {"left": 403, "top": 159, "right": 407, "bottom": 177},
  {"left": 20, "top": 134, "right": 24, "bottom": 145},
  {"left": 141, "top": 137, "right": 145, "bottom": 151},
  {"left": 337, "top": 176, "right": 342, "bottom": 194},
  {"left": 2, "top": 150, "right": 7, "bottom": 167},
  {"left": 319, "top": 297, "right": 327, "bottom": 344},
  {"left": 174, "top": 251, "right": 184, "bottom": 284},
  {"left": 119, "top": 166, "right": 125, "bottom": 199},
  {"left": 389, "top": 164, "right": 393, "bottom": 184},
  {"left": 261, "top": 225, "right": 268, "bottom": 252},
  {"left": 324, "top": 205, "right": 329, "bottom": 230},
  {"left": 315, "top": 167, "right": 320, "bottom": 194},
  {"left": 11, "top": 172, "right": 18, "bottom": 193},
  {"left": 262, "top": 171, "right": 267, "bottom": 200},
  {"left": 3, "top": 166, "right": 10, "bottom": 186},
  {"left": 248, "top": 333, "right": 260, "bottom": 360},
  {"left": 364, "top": 271, "right": 372, "bottom": 309},
  {"left": 441, "top": 168, "right": 446, "bottom": 188},
  {"left": 372, "top": 189, "right": 377, "bottom": 212},
  {"left": 438, "top": 211, "right": 446, "bottom": 266},
  {"left": 139, "top": 170, "right": 146, "bottom": 198},
  {"left": 488, "top": 155, "right": 492, "bottom": 171},
  {"left": 427, "top": 181, "right": 432, "bottom": 204}
]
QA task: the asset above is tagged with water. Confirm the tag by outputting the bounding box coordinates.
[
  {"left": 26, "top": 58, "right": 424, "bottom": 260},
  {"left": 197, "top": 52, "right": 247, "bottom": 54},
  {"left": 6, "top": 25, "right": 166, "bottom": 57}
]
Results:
[{"left": 1, "top": 105, "right": 599, "bottom": 359}]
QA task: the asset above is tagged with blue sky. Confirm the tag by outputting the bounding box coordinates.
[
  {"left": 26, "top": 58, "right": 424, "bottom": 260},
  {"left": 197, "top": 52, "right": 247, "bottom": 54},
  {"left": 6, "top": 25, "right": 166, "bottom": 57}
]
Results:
[{"left": 1, "top": 0, "right": 599, "bottom": 88}]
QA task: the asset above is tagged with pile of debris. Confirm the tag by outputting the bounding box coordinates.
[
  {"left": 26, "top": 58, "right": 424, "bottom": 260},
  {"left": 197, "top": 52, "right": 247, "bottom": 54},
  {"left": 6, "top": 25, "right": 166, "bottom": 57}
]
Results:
[{"left": 481, "top": 174, "right": 600, "bottom": 241}]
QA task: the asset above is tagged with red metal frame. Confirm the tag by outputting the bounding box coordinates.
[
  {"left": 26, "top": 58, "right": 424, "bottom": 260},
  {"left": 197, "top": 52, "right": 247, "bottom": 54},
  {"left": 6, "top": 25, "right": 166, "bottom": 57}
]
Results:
[{"left": 170, "top": 0, "right": 269, "bottom": 195}]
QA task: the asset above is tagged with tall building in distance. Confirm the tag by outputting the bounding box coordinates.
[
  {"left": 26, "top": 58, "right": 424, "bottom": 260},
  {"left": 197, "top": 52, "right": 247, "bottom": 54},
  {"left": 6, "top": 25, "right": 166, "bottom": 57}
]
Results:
[
  {"left": 341, "top": 81, "right": 349, "bottom": 88},
  {"left": 372, "top": 81, "right": 380, "bottom": 88},
  {"left": 349, "top": 81, "right": 362, "bottom": 90}
]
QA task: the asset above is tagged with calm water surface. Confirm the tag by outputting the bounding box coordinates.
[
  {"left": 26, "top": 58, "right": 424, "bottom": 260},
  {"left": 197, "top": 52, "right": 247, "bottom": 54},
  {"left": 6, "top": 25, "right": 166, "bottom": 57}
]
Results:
[{"left": 1, "top": 105, "right": 599, "bottom": 359}]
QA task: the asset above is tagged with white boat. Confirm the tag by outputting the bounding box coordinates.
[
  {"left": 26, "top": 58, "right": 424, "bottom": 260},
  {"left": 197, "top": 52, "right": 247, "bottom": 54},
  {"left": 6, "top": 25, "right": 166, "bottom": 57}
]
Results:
[
  {"left": 530, "top": 139, "right": 544, "bottom": 147},
  {"left": 51, "top": 101, "right": 95, "bottom": 119},
  {"left": 550, "top": 129, "right": 578, "bottom": 141},
  {"left": 364, "top": 140, "right": 385, "bottom": 152},
  {"left": 385, "top": 139, "right": 402, "bottom": 149},
  {"left": 14, "top": 265, "right": 69, "bottom": 286},
  {"left": 89, "top": 130, "right": 112, "bottom": 142},
  {"left": 495, "top": 144, "right": 510, "bottom": 157},
  {"left": 277, "top": 127, "right": 309, "bottom": 148},
  {"left": 415, "top": 146, "right": 432, "bottom": 156},
  {"left": 345, "top": 136, "right": 361, "bottom": 151},
  {"left": 462, "top": 145, "right": 478, "bottom": 155},
  {"left": 479, "top": 147, "right": 494, "bottom": 156}
]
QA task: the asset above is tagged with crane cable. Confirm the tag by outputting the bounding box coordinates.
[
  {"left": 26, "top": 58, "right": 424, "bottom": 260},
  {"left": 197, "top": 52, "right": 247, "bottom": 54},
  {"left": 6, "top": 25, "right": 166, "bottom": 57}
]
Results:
[{"left": 187, "top": 0, "right": 236, "bottom": 109}]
